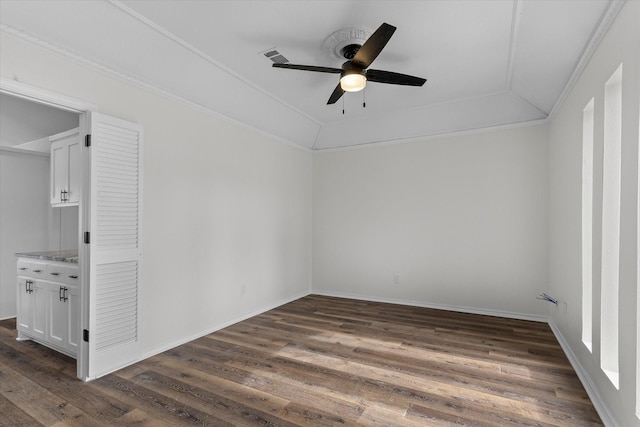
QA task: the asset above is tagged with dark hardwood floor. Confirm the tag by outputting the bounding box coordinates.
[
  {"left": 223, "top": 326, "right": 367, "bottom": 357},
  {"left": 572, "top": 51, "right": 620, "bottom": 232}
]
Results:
[{"left": 0, "top": 295, "right": 602, "bottom": 426}]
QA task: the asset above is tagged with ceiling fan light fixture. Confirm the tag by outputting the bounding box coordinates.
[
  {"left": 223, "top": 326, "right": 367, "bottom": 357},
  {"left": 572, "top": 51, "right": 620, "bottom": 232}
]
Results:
[
  {"left": 340, "top": 71, "right": 367, "bottom": 92},
  {"left": 273, "top": 23, "right": 425, "bottom": 105}
]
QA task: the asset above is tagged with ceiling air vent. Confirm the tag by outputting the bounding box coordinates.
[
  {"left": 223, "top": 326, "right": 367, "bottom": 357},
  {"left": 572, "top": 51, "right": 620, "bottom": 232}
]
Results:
[{"left": 263, "top": 49, "right": 289, "bottom": 64}]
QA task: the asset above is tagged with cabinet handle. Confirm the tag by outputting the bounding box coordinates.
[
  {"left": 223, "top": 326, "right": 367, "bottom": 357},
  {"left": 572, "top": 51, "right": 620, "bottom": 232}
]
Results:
[
  {"left": 18, "top": 267, "right": 27, "bottom": 270},
  {"left": 26, "top": 280, "right": 33, "bottom": 294},
  {"left": 32, "top": 269, "right": 42, "bottom": 273},
  {"left": 61, "top": 189, "right": 68, "bottom": 202},
  {"left": 59, "top": 286, "right": 69, "bottom": 302},
  {"left": 69, "top": 275, "right": 78, "bottom": 279},
  {"left": 50, "top": 272, "right": 60, "bottom": 276}
]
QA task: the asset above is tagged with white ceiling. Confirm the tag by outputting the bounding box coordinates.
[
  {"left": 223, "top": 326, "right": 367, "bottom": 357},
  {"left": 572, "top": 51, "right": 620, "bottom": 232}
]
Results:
[{"left": 0, "top": 0, "right": 621, "bottom": 150}]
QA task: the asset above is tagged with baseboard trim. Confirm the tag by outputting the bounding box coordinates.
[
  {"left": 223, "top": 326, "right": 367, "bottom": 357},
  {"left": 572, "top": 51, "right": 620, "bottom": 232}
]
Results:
[
  {"left": 134, "top": 290, "right": 312, "bottom": 367},
  {"left": 0, "top": 315, "right": 16, "bottom": 321},
  {"left": 311, "top": 290, "right": 547, "bottom": 322},
  {"left": 314, "top": 291, "right": 618, "bottom": 425},
  {"left": 547, "top": 319, "right": 618, "bottom": 427},
  {"left": 82, "top": 289, "right": 616, "bottom": 427}
]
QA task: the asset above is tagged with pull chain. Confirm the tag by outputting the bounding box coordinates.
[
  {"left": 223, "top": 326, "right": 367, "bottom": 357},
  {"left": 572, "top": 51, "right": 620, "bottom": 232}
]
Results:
[
  {"left": 342, "top": 96, "right": 345, "bottom": 115},
  {"left": 363, "top": 87, "right": 366, "bottom": 108}
]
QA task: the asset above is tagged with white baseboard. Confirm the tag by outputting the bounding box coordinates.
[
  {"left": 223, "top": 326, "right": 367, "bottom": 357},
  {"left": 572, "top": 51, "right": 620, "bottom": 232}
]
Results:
[
  {"left": 85, "top": 289, "right": 618, "bottom": 427},
  {"left": 134, "top": 289, "right": 312, "bottom": 366},
  {"left": 0, "top": 315, "right": 16, "bottom": 321},
  {"left": 314, "top": 291, "right": 618, "bottom": 426},
  {"left": 547, "top": 319, "right": 618, "bottom": 427},
  {"left": 311, "top": 290, "right": 547, "bottom": 322}
]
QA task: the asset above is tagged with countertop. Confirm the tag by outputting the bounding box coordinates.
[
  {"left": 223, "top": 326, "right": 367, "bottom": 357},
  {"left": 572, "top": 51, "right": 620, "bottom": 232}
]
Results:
[{"left": 15, "top": 250, "right": 78, "bottom": 264}]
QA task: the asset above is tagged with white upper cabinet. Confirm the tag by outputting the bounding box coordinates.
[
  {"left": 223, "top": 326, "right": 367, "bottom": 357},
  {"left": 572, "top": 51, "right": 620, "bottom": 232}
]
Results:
[{"left": 50, "top": 128, "right": 80, "bottom": 206}]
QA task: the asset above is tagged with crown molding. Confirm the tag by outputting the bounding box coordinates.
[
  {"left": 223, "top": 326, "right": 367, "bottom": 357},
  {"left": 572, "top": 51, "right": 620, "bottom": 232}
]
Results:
[
  {"left": 0, "top": 76, "right": 97, "bottom": 112},
  {"left": 108, "top": 0, "right": 320, "bottom": 127},
  {"left": 548, "top": 0, "right": 626, "bottom": 119},
  {"left": 313, "top": 117, "right": 548, "bottom": 153},
  {"left": 0, "top": 24, "right": 313, "bottom": 153}
]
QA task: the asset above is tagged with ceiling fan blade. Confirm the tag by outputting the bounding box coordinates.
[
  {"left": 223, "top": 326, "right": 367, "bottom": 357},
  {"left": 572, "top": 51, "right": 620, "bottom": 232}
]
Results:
[
  {"left": 366, "top": 69, "right": 426, "bottom": 86},
  {"left": 327, "top": 83, "right": 345, "bottom": 104},
  {"left": 273, "top": 63, "right": 342, "bottom": 74},
  {"left": 352, "top": 23, "right": 396, "bottom": 68}
]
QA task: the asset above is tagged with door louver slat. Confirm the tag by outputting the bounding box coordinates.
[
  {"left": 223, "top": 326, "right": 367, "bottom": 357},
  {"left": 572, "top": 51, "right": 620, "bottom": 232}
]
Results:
[
  {"left": 95, "top": 129, "right": 139, "bottom": 250},
  {"left": 95, "top": 261, "right": 137, "bottom": 351},
  {"left": 88, "top": 113, "right": 143, "bottom": 378}
]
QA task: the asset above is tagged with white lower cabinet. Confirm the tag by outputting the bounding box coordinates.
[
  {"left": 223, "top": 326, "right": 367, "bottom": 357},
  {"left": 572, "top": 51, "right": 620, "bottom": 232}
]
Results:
[
  {"left": 48, "top": 282, "right": 79, "bottom": 353},
  {"left": 16, "top": 278, "right": 47, "bottom": 341},
  {"left": 16, "top": 259, "right": 80, "bottom": 358}
]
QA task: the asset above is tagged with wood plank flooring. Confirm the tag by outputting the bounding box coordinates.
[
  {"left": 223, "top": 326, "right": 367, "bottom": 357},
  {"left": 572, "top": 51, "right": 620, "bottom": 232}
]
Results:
[{"left": 0, "top": 295, "right": 603, "bottom": 426}]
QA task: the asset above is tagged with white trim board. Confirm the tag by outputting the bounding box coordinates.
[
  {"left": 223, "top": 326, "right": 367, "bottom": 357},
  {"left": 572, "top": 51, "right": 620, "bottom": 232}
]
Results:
[
  {"left": 314, "top": 291, "right": 616, "bottom": 425},
  {"left": 0, "top": 145, "right": 49, "bottom": 157},
  {"left": 312, "top": 290, "right": 548, "bottom": 323},
  {"left": 547, "top": 319, "right": 618, "bottom": 427},
  {"left": 102, "top": 289, "right": 312, "bottom": 381},
  {"left": 0, "top": 27, "right": 311, "bottom": 154},
  {"left": 0, "top": 77, "right": 97, "bottom": 112},
  {"left": 313, "top": 118, "right": 549, "bottom": 153}
]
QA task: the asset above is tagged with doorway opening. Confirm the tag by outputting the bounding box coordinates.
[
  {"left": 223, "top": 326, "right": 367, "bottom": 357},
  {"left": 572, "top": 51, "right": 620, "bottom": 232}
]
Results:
[{"left": 0, "top": 79, "right": 94, "bottom": 380}]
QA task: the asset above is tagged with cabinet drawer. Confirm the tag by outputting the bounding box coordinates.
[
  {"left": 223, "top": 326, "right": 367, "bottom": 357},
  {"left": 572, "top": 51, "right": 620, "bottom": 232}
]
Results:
[
  {"left": 25, "top": 261, "right": 48, "bottom": 278},
  {"left": 17, "top": 260, "right": 31, "bottom": 274},
  {"left": 46, "top": 264, "right": 79, "bottom": 285}
]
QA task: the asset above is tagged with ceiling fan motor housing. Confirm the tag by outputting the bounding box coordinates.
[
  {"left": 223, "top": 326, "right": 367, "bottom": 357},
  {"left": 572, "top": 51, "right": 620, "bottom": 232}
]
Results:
[{"left": 340, "top": 44, "right": 361, "bottom": 60}]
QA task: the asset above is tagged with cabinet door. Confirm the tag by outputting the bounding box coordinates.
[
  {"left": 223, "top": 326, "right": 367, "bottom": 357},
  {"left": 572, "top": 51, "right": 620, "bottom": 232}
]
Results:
[
  {"left": 31, "top": 281, "right": 47, "bottom": 340},
  {"left": 16, "top": 279, "right": 33, "bottom": 333},
  {"left": 67, "top": 139, "right": 81, "bottom": 204},
  {"left": 66, "top": 284, "right": 80, "bottom": 353},
  {"left": 51, "top": 140, "right": 66, "bottom": 205},
  {"left": 50, "top": 129, "right": 80, "bottom": 207},
  {"left": 48, "top": 283, "right": 67, "bottom": 348}
]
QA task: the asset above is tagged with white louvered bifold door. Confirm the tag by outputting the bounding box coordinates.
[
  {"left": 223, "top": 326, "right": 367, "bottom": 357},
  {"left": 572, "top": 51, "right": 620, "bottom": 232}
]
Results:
[{"left": 87, "top": 112, "right": 143, "bottom": 379}]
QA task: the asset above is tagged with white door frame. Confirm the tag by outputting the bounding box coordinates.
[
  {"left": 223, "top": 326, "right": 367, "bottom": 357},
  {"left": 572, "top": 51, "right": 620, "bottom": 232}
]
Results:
[{"left": 1, "top": 78, "right": 97, "bottom": 380}]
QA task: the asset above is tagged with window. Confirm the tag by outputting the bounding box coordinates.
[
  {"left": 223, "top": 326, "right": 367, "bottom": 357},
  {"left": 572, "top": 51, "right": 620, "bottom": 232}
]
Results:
[
  {"left": 582, "top": 98, "right": 594, "bottom": 352},
  {"left": 600, "top": 64, "right": 622, "bottom": 389}
]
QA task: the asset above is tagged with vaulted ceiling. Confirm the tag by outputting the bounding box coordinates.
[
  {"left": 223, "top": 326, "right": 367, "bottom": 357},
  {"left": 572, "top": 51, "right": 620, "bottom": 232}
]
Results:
[{"left": 0, "top": 0, "right": 622, "bottom": 150}]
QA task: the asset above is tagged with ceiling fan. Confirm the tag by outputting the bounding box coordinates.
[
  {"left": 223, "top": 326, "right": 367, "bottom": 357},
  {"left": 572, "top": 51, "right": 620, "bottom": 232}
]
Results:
[{"left": 272, "top": 23, "right": 427, "bottom": 105}]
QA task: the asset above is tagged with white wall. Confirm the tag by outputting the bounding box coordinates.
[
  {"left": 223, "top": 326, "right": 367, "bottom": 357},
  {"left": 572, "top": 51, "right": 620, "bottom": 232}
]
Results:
[
  {"left": 313, "top": 124, "right": 549, "bottom": 319},
  {"left": 0, "top": 150, "right": 50, "bottom": 319},
  {"left": 0, "top": 32, "right": 313, "bottom": 356},
  {"left": 548, "top": 1, "right": 640, "bottom": 426}
]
